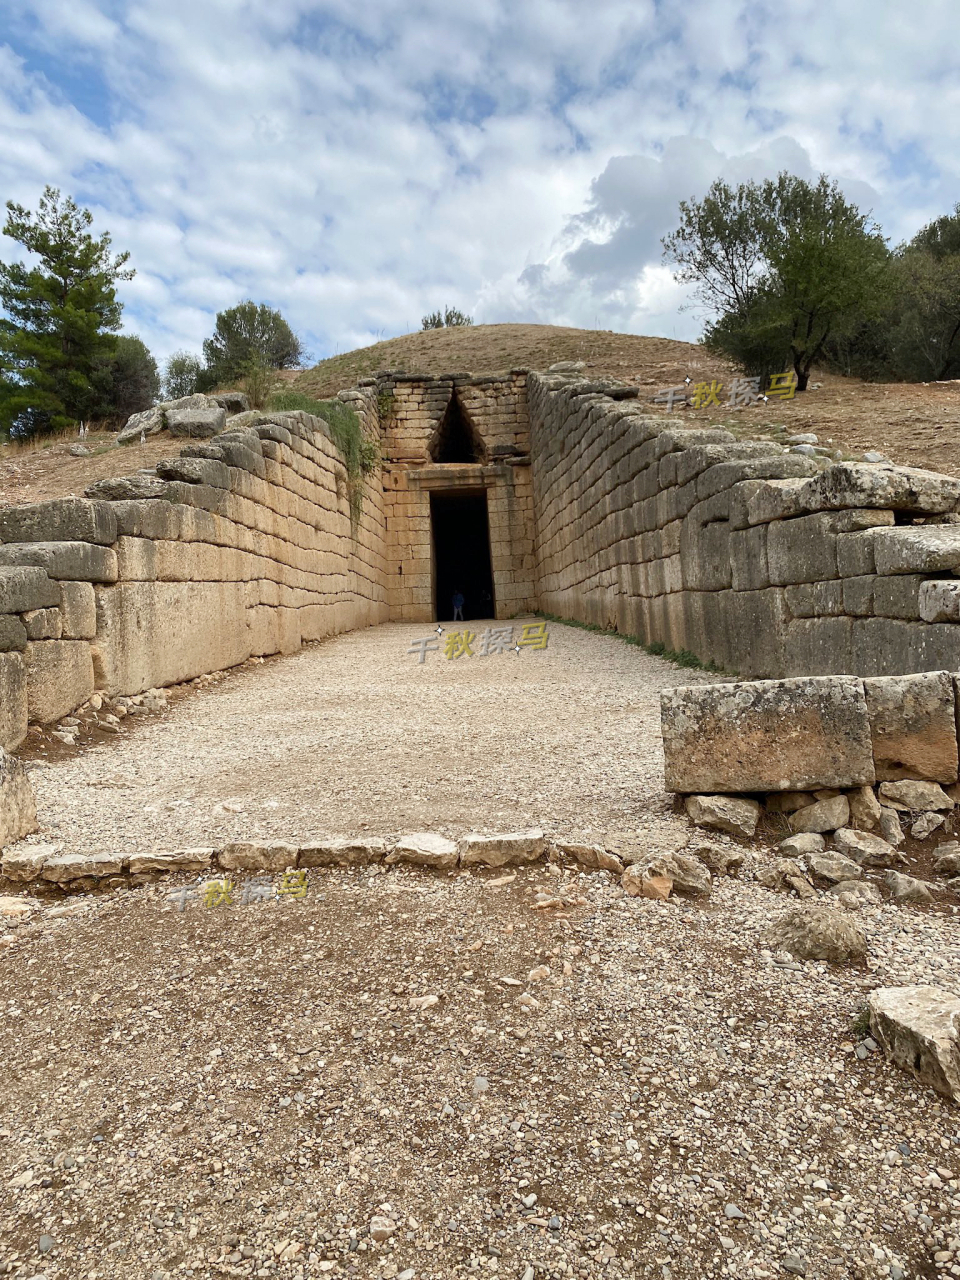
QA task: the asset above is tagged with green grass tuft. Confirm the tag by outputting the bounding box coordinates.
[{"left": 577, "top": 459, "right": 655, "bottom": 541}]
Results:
[{"left": 533, "top": 611, "right": 726, "bottom": 674}]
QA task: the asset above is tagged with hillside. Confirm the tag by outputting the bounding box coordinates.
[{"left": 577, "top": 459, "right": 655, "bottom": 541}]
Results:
[{"left": 3, "top": 323, "right": 960, "bottom": 505}]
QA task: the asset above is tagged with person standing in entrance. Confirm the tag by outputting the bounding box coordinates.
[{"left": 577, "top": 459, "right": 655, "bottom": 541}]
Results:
[{"left": 452, "top": 589, "right": 465, "bottom": 621}]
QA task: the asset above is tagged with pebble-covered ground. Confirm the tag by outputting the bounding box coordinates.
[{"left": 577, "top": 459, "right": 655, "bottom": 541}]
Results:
[{"left": 2, "top": 621, "right": 959, "bottom": 1280}]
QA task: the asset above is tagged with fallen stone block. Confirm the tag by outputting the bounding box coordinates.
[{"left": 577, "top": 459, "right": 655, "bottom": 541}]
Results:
[
  {"left": 42, "top": 852, "right": 124, "bottom": 882},
  {"left": 763, "top": 904, "right": 867, "bottom": 963},
  {"left": 689, "top": 842, "right": 743, "bottom": 876},
  {"left": 755, "top": 859, "right": 815, "bottom": 898},
  {"left": 683, "top": 794, "right": 760, "bottom": 837},
  {"left": 834, "top": 828, "right": 902, "bottom": 867},
  {"left": 622, "top": 871, "right": 672, "bottom": 900},
  {"left": 848, "top": 785, "right": 882, "bottom": 831},
  {"left": 0, "top": 750, "right": 38, "bottom": 848},
  {"left": 128, "top": 848, "right": 215, "bottom": 874},
  {"left": 788, "top": 795, "right": 850, "bottom": 834},
  {"left": 661, "top": 677, "right": 874, "bottom": 794},
  {"left": 879, "top": 807, "right": 905, "bottom": 846},
  {"left": 1, "top": 842, "right": 58, "bottom": 881},
  {"left": 911, "top": 812, "right": 946, "bottom": 840},
  {"left": 806, "top": 852, "right": 863, "bottom": 884},
  {"left": 459, "top": 830, "right": 546, "bottom": 867},
  {"left": 878, "top": 779, "right": 953, "bottom": 811},
  {"left": 385, "top": 832, "right": 458, "bottom": 870},
  {"left": 884, "top": 870, "right": 934, "bottom": 904},
  {"left": 863, "top": 672, "right": 958, "bottom": 784},
  {"left": 218, "top": 842, "right": 299, "bottom": 872},
  {"left": 554, "top": 842, "right": 624, "bottom": 873},
  {"left": 299, "top": 837, "right": 389, "bottom": 866},
  {"left": 868, "top": 985, "right": 960, "bottom": 1101},
  {"left": 622, "top": 852, "right": 711, "bottom": 897},
  {"left": 779, "top": 833, "right": 825, "bottom": 857},
  {"left": 933, "top": 845, "right": 960, "bottom": 877}
]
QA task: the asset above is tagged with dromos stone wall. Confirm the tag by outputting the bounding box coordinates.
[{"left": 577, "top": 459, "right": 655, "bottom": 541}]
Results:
[
  {"left": 0, "top": 410, "right": 387, "bottom": 750},
  {"left": 528, "top": 369, "right": 960, "bottom": 679}
]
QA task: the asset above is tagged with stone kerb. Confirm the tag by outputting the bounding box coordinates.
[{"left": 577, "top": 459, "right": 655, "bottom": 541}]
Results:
[{"left": 0, "top": 407, "right": 388, "bottom": 747}]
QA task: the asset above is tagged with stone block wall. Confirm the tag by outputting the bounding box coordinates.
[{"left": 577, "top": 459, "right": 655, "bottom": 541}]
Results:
[
  {"left": 528, "top": 370, "right": 960, "bottom": 679},
  {"left": 0, "top": 411, "right": 387, "bottom": 750},
  {"left": 350, "top": 372, "right": 536, "bottom": 621}
]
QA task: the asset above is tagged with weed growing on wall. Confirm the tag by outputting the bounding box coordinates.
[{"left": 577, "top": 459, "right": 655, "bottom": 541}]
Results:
[
  {"left": 267, "top": 391, "right": 379, "bottom": 528},
  {"left": 533, "top": 611, "right": 726, "bottom": 674}
]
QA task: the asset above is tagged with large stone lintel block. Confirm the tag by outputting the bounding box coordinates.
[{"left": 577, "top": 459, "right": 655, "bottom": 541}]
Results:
[{"left": 661, "top": 675, "right": 875, "bottom": 794}]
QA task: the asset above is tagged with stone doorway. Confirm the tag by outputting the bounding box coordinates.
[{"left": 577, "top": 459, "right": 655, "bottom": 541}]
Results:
[{"left": 430, "top": 489, "right": 495, "bottom": 621}]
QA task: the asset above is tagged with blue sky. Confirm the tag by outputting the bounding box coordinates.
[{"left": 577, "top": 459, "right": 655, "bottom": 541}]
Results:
[{"left": 1, "top": 1, "right": 957, "bottom": 369}]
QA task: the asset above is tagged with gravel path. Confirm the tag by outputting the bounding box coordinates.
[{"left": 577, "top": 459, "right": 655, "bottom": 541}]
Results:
[{"left": 29, "top": 619, "right": 711, "bottom": 857}]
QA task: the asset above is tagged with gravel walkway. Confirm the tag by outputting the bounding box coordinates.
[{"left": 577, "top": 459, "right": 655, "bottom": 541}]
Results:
[{"left": 29, "top": 619, "right": 711, "bottom": 857}]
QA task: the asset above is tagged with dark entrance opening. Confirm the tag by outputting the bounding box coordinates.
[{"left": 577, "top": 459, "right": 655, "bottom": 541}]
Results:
[
  {"left": 430, "top": 490, "right": 495, "bottom": 621},
  {"left": 429, "top": 393, "right": 486, "bottom": 463}
]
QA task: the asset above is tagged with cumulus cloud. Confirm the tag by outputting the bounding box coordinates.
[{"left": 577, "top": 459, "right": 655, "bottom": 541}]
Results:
[{"left": 0, "top": 0, "right": 957, "bottom": 364}]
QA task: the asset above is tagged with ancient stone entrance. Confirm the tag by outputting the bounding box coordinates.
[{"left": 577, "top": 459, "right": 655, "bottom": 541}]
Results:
[{"left": 430, "top": 488, "right": 495, "bottom": 621}]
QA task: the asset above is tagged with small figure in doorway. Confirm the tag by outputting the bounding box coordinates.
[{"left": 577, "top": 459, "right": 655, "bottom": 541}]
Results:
[{"left": 452, "top": 588, "right": 465, "bottom": 621}]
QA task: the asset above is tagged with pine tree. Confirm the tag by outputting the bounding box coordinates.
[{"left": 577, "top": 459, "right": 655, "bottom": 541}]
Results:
[{"left": 0, "top": 187, "right": 134, "bottom": 436}]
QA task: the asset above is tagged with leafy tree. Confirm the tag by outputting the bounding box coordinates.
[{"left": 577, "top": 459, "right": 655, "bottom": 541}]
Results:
[
  {"left": 421, "top": 306, "right": 474, "bottom": 330},
  {"left": 91, "top": 335, "right": 159, "bottom": 424},
  {"left": 202, "top": 301, "right": 303, "bottom": 385},
  {"left": 664, "top": 173, "right": 890, "bottom": 390},
  {"left": 0, "top": 186, "right": 134, "bottom": 436},
  {"left": 163, "top": 349, "right": 204, "bottom": 400},
  {"left": 886, "top": 209, "right": 960, "bottom": 381}
]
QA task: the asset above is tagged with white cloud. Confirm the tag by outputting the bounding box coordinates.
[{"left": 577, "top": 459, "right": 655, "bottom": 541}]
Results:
[{"left": 0, "top": 0, "right": 956, "bottom": 368}]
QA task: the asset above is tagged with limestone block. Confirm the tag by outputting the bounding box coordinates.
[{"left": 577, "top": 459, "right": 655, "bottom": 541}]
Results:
[
  {"left": 863, "top": 672, "right": 958, "bottom": 783},
  {"left": 0, "top": 616, "right": 26, "bottom": 652},
  {"left": 156, "top": 455, "right": 231, "bottom": 488},
  {"left": 784, "top": 581, "right": 844, "bottom": 617},
  {"left": 848, "top": 784, "right": 882, "bottom": 831},
  {"left": 662, "top": 676, "right": 874, "bottom": 794},
  {"left": 872, "top": 525, "right": 960, "bottom": 575},
  {"left": 729, "top": 526, "right": 769, "bottom": 591},
  {"left": 683, "top": 794, "right": 760, "bottom": 836},
  {"left": 0, "top": 542, "right": 117, "bottom": 583},
  {"left": 24, "top": 640, "right": 94, "bottom": 724},
  {"left": 788, "top": 794, "right": 850, "bottom": 833},
  {"left": 218, "top": 842, "right": 298, "bottom": 872},
  {"left": 385, "top": 832, "right": 458, "bottom": 869},
  {"left": 0, "top": 653, "right": 27, "bottom": 751},
  {"left": 802, "top": 462, "right": 960, "bottom": 515},
  {"left": 94, "top": 581, "right": 251, "bottom": 695},
  {"left": 763, "top": 904, "right": 866, "bottom": 963},
  {"left": 0, "top": 497, "right": 117, "bottom": 546},
  {"left": 783, "top": 617, "right": 854, "bottom": 677},
  {"left": 59, "top": 581, "right": 96, "bottom": 639},
  {"left": 22, "top": 608, "right": 62, "bottom": 640},
  {"left": 166, "top": 406, "right": 227, "bottom": 438},
  {"left": 299, "top": 837, "right": 388, "bottom": 866},
  {"left": 246, "top": 606, "right": 280, "bottom": 656},
  {"left": 868, "top": 985, "right": 960, "bottom": 1101},
  {"left": 872, "top": 575, "right": 924, "bottom": 619},
  {"left": 622, "top": 853, "right": 711, "bottom": 898},
  {"left": 0, "top": 748, "right": 37, "bottom": 847},
  {"left": 833, "top": 828, "right": 902, "bottom": 867},
  {"left": 129, "top": 848, "right": 214, "bottom": 873},
  {"left": 0, "top": 567, "right": 64, "bottom": 616},
  {"left": 1, "top": 842, "right": 56, "bottom": 880},
  {"left": 458, "top": 829, "right": 545, "bottom": 867},
  {"left": 85, "top": 474, "right": 169, "bottom": 501},
  {"left": 42, "top": 852, "right": 124, "bottom": 882},
  {"left": 877, "top": 779, "right": 953, "bottom": 810},
  {"left": 919, "top": 579, "right": 960, "bottom": 623}
]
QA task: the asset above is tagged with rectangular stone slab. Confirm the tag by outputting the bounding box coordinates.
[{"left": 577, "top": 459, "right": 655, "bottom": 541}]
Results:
[{"left": 661, "top": 676, "right": 876, "bottom": 794}]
